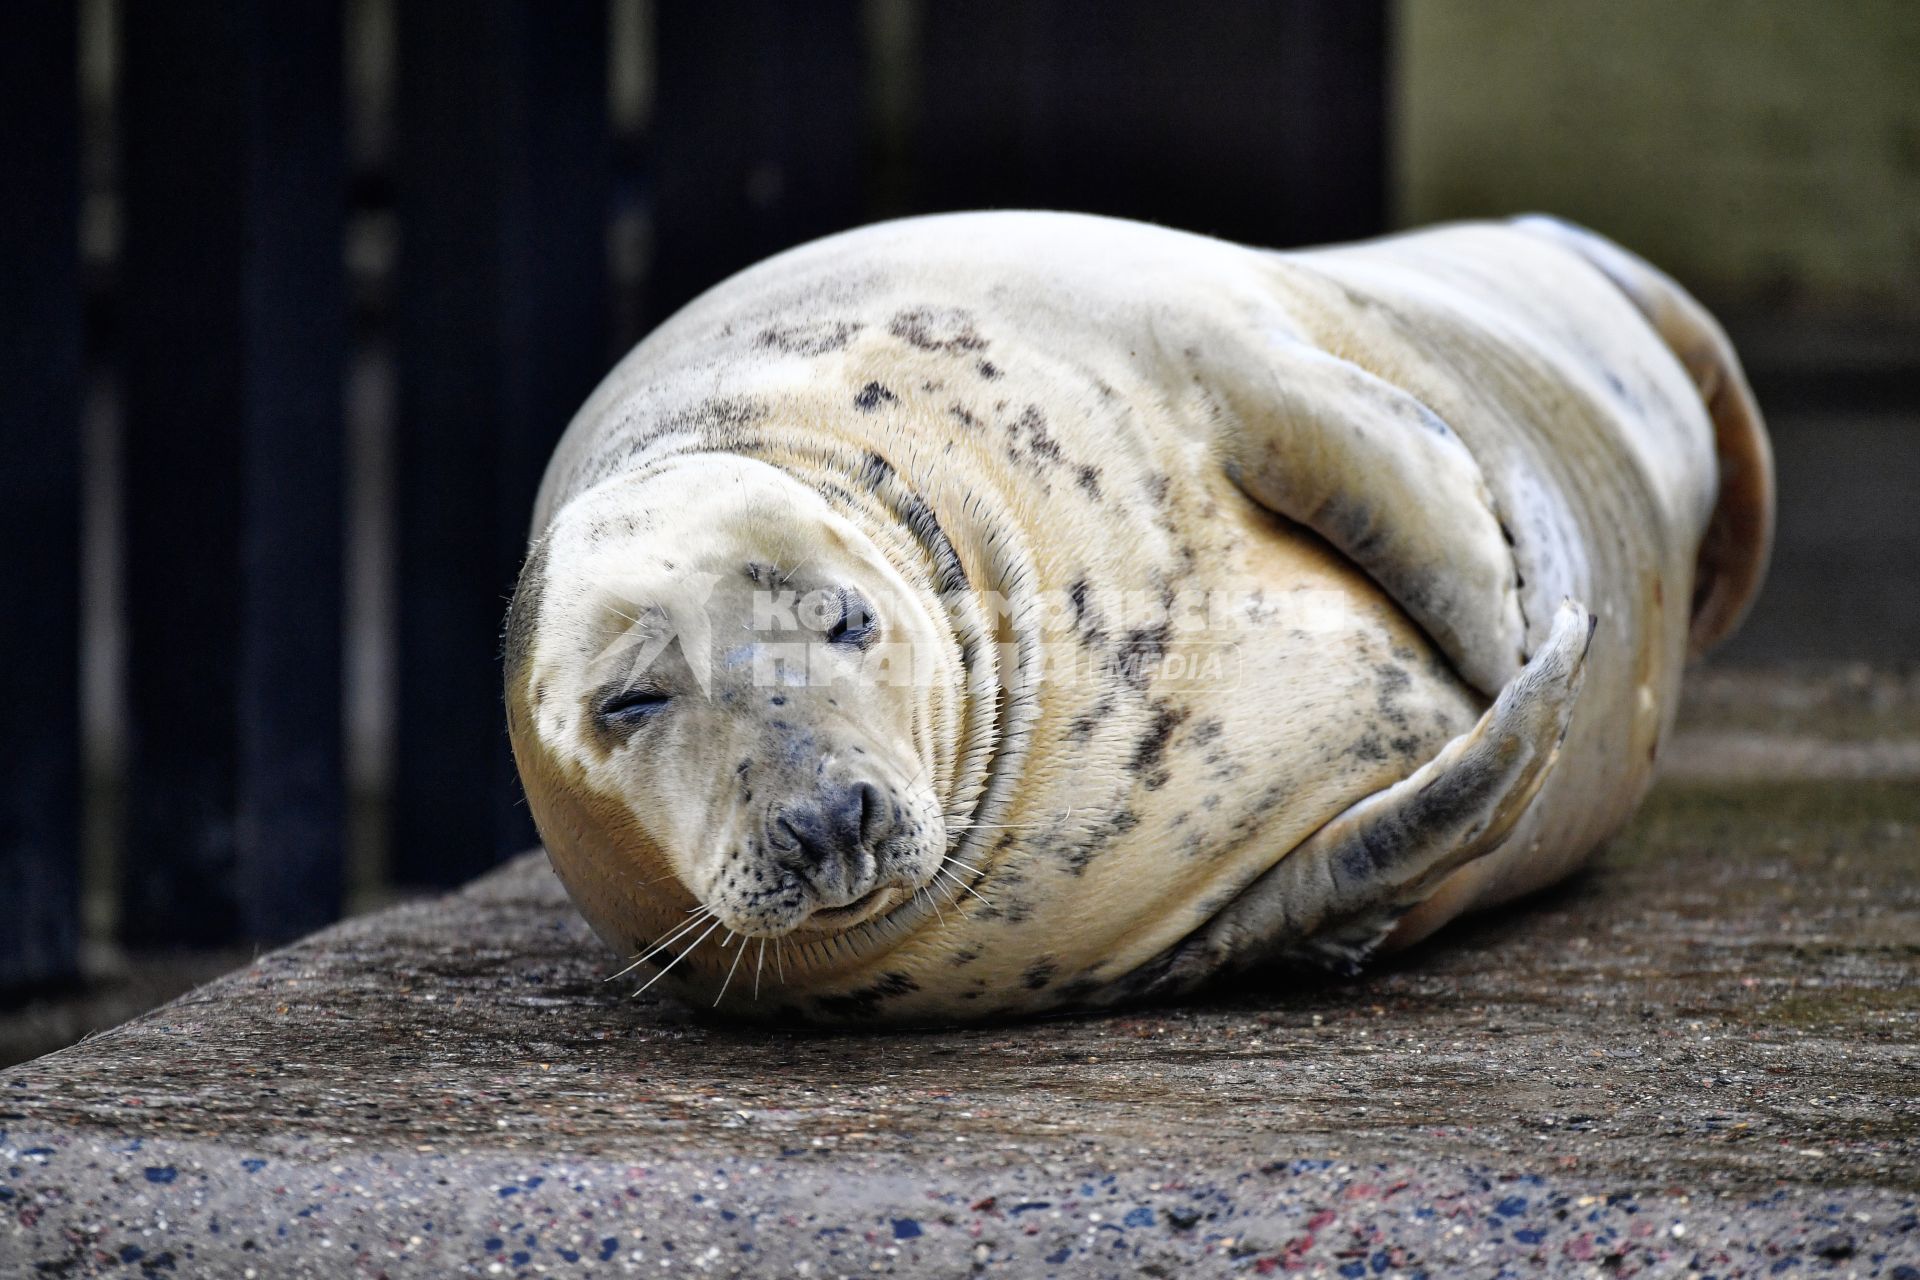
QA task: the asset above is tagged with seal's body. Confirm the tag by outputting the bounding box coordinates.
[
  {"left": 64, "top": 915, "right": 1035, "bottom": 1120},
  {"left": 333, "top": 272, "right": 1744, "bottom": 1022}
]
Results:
[{"left": 506, "top": 212, "right": 1771, "bottom": 1023}]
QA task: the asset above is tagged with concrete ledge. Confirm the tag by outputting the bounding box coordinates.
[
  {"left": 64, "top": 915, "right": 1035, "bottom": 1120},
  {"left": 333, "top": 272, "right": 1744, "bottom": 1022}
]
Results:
[{"left": 4, "top": 775, "right": 1918, "bottom": 1275}]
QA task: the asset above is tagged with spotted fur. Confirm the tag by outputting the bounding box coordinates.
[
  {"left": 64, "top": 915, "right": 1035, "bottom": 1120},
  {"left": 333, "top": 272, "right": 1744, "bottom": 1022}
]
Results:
[{"left": 506, "top": 212, "right": 1770, "bottom": 1024}]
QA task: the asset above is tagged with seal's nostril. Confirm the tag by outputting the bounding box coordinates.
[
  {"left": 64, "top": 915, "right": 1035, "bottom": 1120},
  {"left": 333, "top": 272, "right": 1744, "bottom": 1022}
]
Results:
[
  {"left": 777, "top": 810, "right": 829, "bottom": 870},
  {"left": 854, "top": 782, "right": 886, "bottom": 846}
]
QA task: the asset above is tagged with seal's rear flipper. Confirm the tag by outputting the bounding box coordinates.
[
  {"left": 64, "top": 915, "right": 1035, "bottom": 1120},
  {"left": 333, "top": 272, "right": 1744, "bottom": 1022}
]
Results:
[
  {"left": 1135, "top": 601, "right": 1592, "bottom": 999},
  {"left": 1510, "top": 216, "right": 1774, "bottom": 656}
]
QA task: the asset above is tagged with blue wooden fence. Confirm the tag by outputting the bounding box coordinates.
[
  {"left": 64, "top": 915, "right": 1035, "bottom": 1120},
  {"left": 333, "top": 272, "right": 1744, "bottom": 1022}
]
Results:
[{"left": 0, "top": 0, "right": 1385, "bottom": 993}]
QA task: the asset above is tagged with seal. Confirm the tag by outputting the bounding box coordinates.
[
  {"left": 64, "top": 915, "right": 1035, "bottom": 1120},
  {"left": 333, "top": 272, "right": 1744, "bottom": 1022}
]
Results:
[{"left": 504, "top": 211, "right": 1772, "bottom": 1023}]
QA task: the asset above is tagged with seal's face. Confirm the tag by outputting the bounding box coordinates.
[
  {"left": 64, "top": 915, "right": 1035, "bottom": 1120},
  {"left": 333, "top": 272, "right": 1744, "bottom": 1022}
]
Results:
[{"left": 507, "top": 456, "right": 953, "bottom": 947}]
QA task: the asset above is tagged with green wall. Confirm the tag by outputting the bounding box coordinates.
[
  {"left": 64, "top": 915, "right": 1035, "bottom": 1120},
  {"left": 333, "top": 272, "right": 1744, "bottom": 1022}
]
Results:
[{"left": 1395, "top": 1, "right": 1920, "bottom": 307}]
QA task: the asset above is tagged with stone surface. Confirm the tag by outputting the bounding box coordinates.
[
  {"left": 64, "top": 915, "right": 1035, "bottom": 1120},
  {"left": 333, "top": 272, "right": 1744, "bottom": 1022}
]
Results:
[{"left": 3, "top": 680, "right": 1918, "bottom": 1277}]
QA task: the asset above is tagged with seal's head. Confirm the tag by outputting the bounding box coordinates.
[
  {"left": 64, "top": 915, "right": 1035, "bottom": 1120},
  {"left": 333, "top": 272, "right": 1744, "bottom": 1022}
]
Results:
[{"left": 505, "top": 454, "right": 958, "bottom": 965}]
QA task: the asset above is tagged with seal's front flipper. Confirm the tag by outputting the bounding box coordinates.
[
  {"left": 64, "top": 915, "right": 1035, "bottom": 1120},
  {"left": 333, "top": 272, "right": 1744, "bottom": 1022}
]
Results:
[
  {"left": 1138, "top": 600, "right": 1593, "bottom": 999},
  {"left": 1216, "top": 341, "right": 1527, "bottom": 697}
]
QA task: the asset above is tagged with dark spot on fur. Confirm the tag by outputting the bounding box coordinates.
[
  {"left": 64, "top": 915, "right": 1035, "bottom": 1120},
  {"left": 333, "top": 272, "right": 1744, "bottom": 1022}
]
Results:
[
  {"left": 1602, "top": 368, "right": 1633, "bottom": 406},
  {"left": 1075, "top": 465, "right": 1102, "bottom": 498},
  {"left": 948, "top": 403, "right": 981, "bottom": 430},
  {"left": 813, "top": 970, "right": 919, "bottom": 1020},
  {"left": 564, "top": 394, "right": 767, "bottom": 496},
  {"left": 1021, "top": 958, "right": 1057, "bottom": 990},
  {"left": 1066, "top": 695, "right": 1111, "bottom": 743},
  {"left": 1350, "top": 732, "right": 1389, "bottom": 763},
  {"left": 1059, "top": 808, "right": 1140, "bottom": 875},
  {"left": 1131, "top": 702, "right": 1192, "bottom": 786},
  {"left": 1006, "top": 404, "right": 1063, "bottom": 462},
  {"left": 854, "top": 381, "right": 897, "bottom": 412},
  {"left": 1374, "top": 663, "right": 1413, "bottom": 729},
  {"left": 976, "top": 360, "right": 1002, "bottom": 380},
  {"left": 888, "top": 306, "right": 986, "bottom": 354},
  {"left": 1067, "top": 579, "right": 1107, "bottom": 651},
  {"left": 757, "top": 320, "right": 861, "bottom": 356},
  {"left": 1118, "top": 619, "right": 1175, "bottom": 690}
]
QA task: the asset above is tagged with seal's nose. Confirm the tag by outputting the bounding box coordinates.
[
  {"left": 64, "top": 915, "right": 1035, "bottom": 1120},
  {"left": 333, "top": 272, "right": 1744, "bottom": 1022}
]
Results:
[{"left": 774, "top": 781, "right": 891, "bottom": 892}]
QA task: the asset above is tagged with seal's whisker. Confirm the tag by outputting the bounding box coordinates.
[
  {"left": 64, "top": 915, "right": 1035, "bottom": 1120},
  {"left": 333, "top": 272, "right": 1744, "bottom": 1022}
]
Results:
[
  {"left": 621, "top": 929, "right": 706, "bottom": 980},
  {"left": 621, "top": 908, "right": 716, "bottom": 972},
  {"left": 606, "top": 909, "right": 713, "bottom": 981},
  {"left": 936, "top": 874, "right": 976, "bottom": 920},
  {"left": 632, "top": 915, "right": 722, "bottom": 999},
  {"left": 935, "top": 865, "right": 992, "bottom": 907},
  {"left": 603, "top": 957, "right": 649, "bottom": 984},
  {"left": 775, "top": 938, "right": 787, "bottom": 983},
  {"left": 919, "top": 884, "right": 947, "bottom": 927},
  {"left": 943, "top": 875, "right": 991, "bottom": 908},
  {"left": 754, "top": 937, "right": 767, "bottom": 1000},
  {"left": 714, "top": 933, "right": 747, "bottom": 1006}
]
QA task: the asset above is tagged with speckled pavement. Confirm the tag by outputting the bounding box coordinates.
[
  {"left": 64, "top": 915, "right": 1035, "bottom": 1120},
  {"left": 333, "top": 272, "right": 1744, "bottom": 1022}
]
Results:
[{"left": 4, "top": 687, "right": 1918, "bottom": 1277}]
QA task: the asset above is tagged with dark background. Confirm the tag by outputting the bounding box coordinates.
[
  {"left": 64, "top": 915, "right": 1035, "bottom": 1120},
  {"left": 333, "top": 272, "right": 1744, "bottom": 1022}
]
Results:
[{"left": 2, "top": 0, "right": 1915, "bottom": 1053}]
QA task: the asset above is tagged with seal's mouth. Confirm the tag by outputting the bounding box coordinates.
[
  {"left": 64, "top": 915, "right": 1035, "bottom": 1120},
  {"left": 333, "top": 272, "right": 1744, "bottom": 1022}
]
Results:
[{"left": 802, "top": 884, "right": 891, "bottom": 931}]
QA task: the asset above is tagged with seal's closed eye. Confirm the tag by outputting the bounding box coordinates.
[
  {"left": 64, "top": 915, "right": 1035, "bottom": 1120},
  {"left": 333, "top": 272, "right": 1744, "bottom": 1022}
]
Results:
[{"left": 598, "top": 688, "right": 672, "bottom": 724}]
